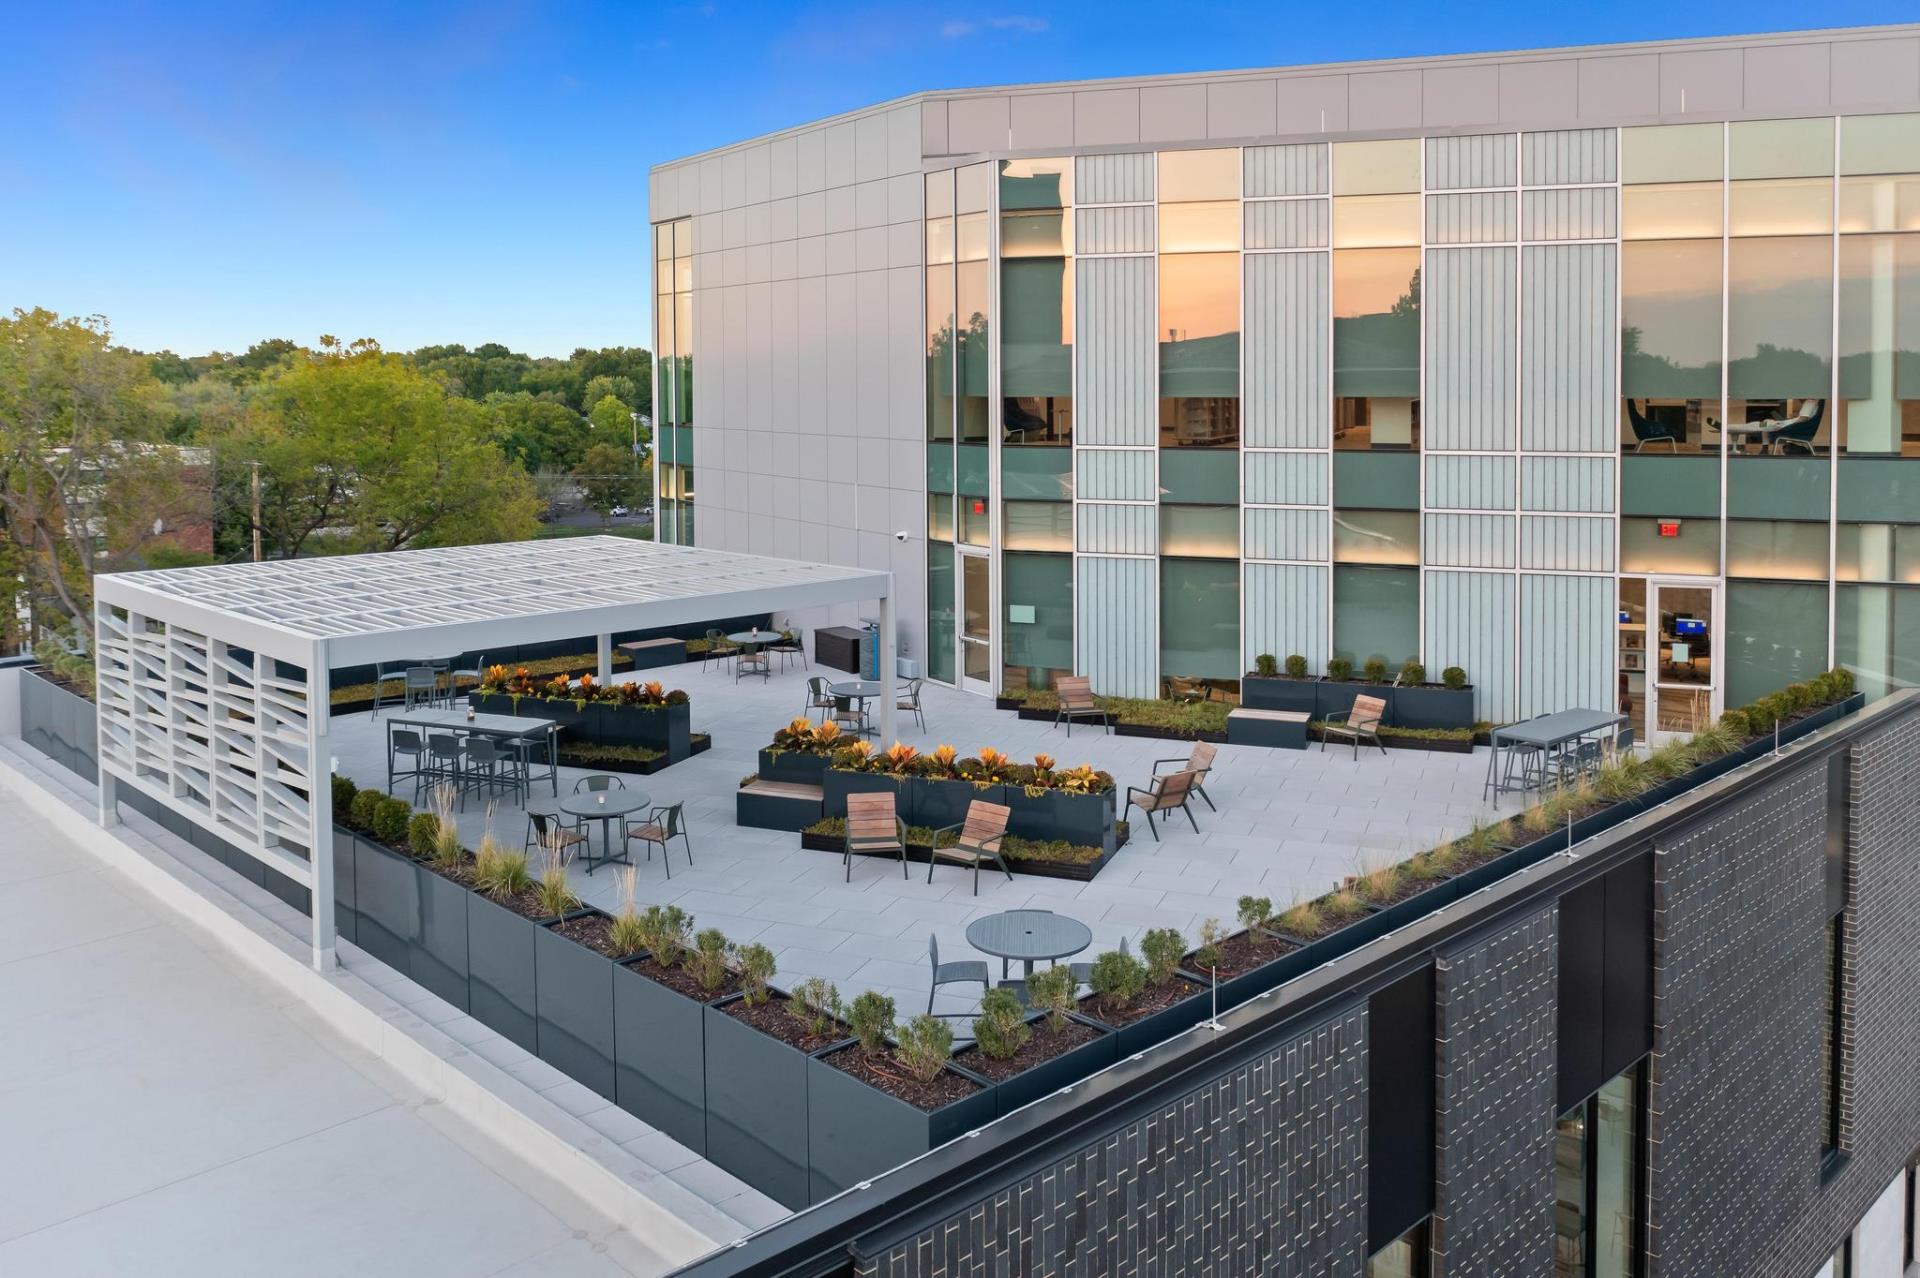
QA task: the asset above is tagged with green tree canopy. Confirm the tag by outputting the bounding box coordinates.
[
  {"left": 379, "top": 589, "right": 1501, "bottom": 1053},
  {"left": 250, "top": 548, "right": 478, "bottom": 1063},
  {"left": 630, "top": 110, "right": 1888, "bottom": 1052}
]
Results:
[
  {"left": 573, "top": 440, "right": 637, "bottom": 522},
  {"left": 485, "top": 392, "right": 591, "bottom": 472}
]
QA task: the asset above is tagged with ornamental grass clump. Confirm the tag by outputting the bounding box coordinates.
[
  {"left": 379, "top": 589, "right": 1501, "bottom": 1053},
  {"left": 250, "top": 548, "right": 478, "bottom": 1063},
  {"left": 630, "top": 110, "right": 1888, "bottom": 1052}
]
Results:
[
  {"left": 1277, "top": 898, "right": 1322, "bottom": 938},
  {"left": 1355, "top": 858, "right": 1403, "bottom": 904},
  {"left": 1321, "top": 887, "right": 1367, "bottom": 923},
  {"left": 429, "top": 785, "right": 464, "bottom": 870},
  {"left": 971, "top": 987, "right": 1031, "bottom": 1061},
  {"left": 894, "top": 1014, "right": 954, "bottom": 1083},
  {"left": 1593, "top": 756, "right": 1649, "bottom": 803},
  {"left": 1025, "top": 966, "right": 1076, "bottom": 1032},
  {"left": 534, "top": 837, "right": 580, "bottom": 918},
  {"left": 472, "top": 834, "right": 531, "bottom": 901},
  {"left": 609, "top": 868, "right": 647, "bottom": 957}
]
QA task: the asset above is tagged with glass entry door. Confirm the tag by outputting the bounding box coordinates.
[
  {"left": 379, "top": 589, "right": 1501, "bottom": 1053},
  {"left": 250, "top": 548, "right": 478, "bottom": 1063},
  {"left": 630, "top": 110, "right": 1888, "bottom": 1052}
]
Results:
[
  {"left": 959, "top": 550, "right": 993, "bottom": 694},
  {"left": 1648, "top": 580, "right": 1720, "bottom": 744}
]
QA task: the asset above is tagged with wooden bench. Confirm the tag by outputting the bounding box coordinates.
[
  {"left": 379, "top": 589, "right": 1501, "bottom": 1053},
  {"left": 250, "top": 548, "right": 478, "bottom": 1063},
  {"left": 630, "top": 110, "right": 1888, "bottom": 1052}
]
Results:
[
  {"left": 618, "top": 636, "right": 687, "bottom": 669},
  {"left": 1227, "top": 707, "right": 1310, "bottom": 750},
  {"left": 735, "top": 778, "right": 825, "bottom": 831}
]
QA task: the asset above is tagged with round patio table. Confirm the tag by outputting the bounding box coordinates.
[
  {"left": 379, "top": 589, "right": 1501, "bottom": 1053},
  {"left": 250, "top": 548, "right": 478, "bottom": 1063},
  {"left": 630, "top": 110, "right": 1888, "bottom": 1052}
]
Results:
[
  {"left": 965, "top": 909, "right": 1093, "bottom": 981},
  {"left": 827, "top": 679, "right": 883, "bottom": 736},
  {"left": 559, "top": 788, "right": 652, "bottom": 873},
  {"left": 728, "top": 630, "right": 775, "bottom": 680}
]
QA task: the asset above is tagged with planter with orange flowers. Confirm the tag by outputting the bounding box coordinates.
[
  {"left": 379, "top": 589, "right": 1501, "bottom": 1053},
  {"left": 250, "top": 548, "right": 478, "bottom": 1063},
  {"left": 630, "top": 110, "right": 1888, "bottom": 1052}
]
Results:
[
  {"left": 470, "top": 669, "right": 693, "bottom": 761},
  {"left": 757, "top": 718, "right": 844, "bottom": 786},
  {"left": 815, "top": 742, "right": 1119, "bottom": 853}
]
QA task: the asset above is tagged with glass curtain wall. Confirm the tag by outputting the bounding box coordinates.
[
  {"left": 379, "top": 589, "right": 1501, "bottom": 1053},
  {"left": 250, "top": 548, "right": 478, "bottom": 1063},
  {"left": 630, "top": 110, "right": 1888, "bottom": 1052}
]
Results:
[
  {"left": 926, "top": 170, "right": 958, "bottom": 685},
  {"left": 1333, "top": 139, "right": 1421, "bottom": 451},
  {"left": 1157, "top": 149, "right": 1241, "bottom": 691},
  {"left": 654, "top": 219, "right": 694, "bottom": 543},
  {"left": 1553, "top": 1066, "right": 1643, "bottom": 1278}
]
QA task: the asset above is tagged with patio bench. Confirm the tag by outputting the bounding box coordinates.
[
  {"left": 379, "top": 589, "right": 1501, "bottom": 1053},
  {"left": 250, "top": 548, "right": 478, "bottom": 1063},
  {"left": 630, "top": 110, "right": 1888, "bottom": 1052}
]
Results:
[
  {"left": 735, "top": 778, "right": 825, "bottom": 832},
  {"left": 1226, "top": 707, "right": 1309, "bottom": 750},
  {"left": 618, "top": 636, "right": 687, "bottom": 669}
]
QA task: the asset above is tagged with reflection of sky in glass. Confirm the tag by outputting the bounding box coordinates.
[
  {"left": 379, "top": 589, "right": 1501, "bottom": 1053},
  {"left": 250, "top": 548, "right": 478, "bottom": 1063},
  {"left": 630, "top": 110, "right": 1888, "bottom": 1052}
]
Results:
[
  {"left": 1623, "top": 241, "right": 1721, "bottom": 385},
  {"left": 1160, "top": 253, "right": 1239, "bottom": 340},
  {"left": 1333, "top": 249, "right": 1417, "bottom": 317}
]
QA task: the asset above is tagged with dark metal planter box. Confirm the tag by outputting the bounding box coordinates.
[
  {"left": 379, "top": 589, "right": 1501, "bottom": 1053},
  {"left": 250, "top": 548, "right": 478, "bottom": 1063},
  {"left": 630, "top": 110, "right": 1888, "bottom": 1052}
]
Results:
[
  {"left": 1315, "top": 681, "right": 1394, "bottom": 722},
  {"left": 467, "top": 891, "right": 540, "bottom": 1053},
  {"left": 1239, "top": 676, "right": 1319, "bottom": 715},
  {"left": 612, "top": 958, "right": 711, "bottom": 1155},
  {"left": 1390, "top": 684, "right": 1475, "bottom": 729},
  {"left": 758, "top": 748, "right": 831, "bottom": 786},
  {"left": 332, "top": 825, "right": 359, "bottom": 945},
  {"left": 1078, "top": 975, "right": 1213, "bottom": 1056},
  {"left": 535, "top": 909, "right": 618, "bottom": 1100},
  {"left": 353, "top": 839, "right": 420, "bottom": 974},
  {"left": 1227, "top": 710, "right": 1310, "bottom": 749},
  {"left": 703, "top": 994, "right": 814, "bottom": 1209},
  {"left": 1003, "top": 787, "right": 1116, "bottom": 852},
  {"left": 915, "top": 777, "right": 1002, "bottom": 831},
  {"left": 470, "top": 693, "right": 691, "bottom": 759},
  {"left": 1180, "top": 929, "right": 1308, "bottom": 1013},
  {"left": 970, "top": 1013, "right": 1119, "bottom": 1118},
  {"left": 805, "top": 1048, "right": 996, "bottom": 1204},
  {"left": 1112, "top": 722, "right": 1228, "bottom": 744},
  {"left": 411, "top": 863, "right": 472, "bottom": 1011},
  {"left": 820, "top": 769, "right": 904, "bottom": 819}
]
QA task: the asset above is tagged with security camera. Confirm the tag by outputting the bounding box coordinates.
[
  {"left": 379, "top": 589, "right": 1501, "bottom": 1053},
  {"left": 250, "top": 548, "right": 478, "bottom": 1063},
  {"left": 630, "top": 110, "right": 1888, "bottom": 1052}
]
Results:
[{"left": 892, "top": 529, "right": 910, "bottom": 543}]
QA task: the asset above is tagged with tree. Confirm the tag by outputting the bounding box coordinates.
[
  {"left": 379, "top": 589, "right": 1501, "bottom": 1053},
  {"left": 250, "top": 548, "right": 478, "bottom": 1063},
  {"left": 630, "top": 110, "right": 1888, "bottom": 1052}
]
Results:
[
  {"left": 586, "top": 393, "right": 640, "bottom": 451},
  {"left": 582, "top": 374, "right": 637, "bottom": 411},
  {"left": 221, "top": 344, "right": 540, "bottom": 558},
  {"left": 573, "top": 441, "right": 636, "bottom": 523},
  {"left": 485, "top": 392, "right": 591, "bottom": 471},
  {"left": 0, "top": 308, "right": 203, "bottom": 641}
]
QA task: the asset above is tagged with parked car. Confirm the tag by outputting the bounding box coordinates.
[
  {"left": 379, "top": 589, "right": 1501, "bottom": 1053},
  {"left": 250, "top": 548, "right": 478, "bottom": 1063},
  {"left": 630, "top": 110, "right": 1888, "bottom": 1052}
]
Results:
[{"left": 610, "top": 504, "right": 630, "bottom": 518}]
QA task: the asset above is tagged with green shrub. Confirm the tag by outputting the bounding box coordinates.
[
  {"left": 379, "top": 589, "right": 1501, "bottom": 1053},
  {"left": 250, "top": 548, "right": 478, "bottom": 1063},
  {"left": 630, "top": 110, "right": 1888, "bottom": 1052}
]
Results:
[
  {"left": 848, "top": 990, "right": 897, "bottom": 1052},
  {"left": 1284, "top": 654, "right": 1308, "bottom": 678},
  {"left": 1362, "top": 657, "right": 1388, "bottom": 684},
  {"left": 1025, "top": 966, "right": 1076, "bottom": 1031},
  {"left": 1253, "top": 653, "right": 1278, "bottom": 677},
  {"left": 1139, "top": 927, "right": 1185, "bottom": 985},
  {"left": 636, "top": 904, "right": 692, "bottom": 966},
  {"left": 371, "top": 797, "right": 411, "bottom": 846},
  {"left": 1827, "top": 666, "right": 1856, "bottom": 698},
  {"left": 735, "top": 943, "right": 776, "bottom": 1006},
  {"left": 790, "top": 977, "right": 842, "bottom": 1038},
  {"left": 1089, "top": 949, "right": 1146, "bottom": 1005},
  {"left": 331, "top": 774, "right": 358, "bottom": 818},
  {"left": 1193, "top": 918, "right": 1227, "bottom": 970},
  {"left": 407, "top": 812, "right": 440, "bottom": 858},
  {"left": 1718, "top": 708, "right": 1753, "bottom": 739},
  {"left": 972, "top": 987, "right": 1031, "bottom": 1060},
  {"left": 1441, "top": 666, "right": 1468, "bottom": 690},
  {"left": 1325, "top": 657, "right": 1353, "bottom": 683},
  {"left": 894, "top": 1014, "right": 953, "bottom": 1083},
  {"left": 1399, "top": 660, "right": 1426, "bottom": 685},
  {"left": 685, "top": 928, "right": 731, "bottom": 993},
  {"left": 348, "top": 789, "right": 382, "bottom": 830},
  {"left": 1236, "top": 895, "right": 1273, "bottom": 931}
]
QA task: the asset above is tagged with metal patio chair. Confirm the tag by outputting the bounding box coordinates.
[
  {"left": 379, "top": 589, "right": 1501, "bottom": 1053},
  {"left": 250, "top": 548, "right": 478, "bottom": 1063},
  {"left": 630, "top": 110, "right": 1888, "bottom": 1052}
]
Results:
[
  {"left": 1052, "top": 675, "right": 1111, "bottom": 737},
  {"left": 1152, "top": 740, "right": 1218, "bottom": 812},
  {"left": 927, "top": 932, "right": 990, "bottom": 1016},
  {"left": 1321, "top": 694, "right": 1388, "bottom": 761},
  {"left": 845, "top": 792, "right": 909, "bottom": 882},
  {"left": 625, "top": 801, "right": 692, "bottom": 878},
  {"left": 928, "top": 800, "right": 1014, "bottom": 895},
  {"left": 1125, "top": 770, "right": 1201, "bottom": 841}
]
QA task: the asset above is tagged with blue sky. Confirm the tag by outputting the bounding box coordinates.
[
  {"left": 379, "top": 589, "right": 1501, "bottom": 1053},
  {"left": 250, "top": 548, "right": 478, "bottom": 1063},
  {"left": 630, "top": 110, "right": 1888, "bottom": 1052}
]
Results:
[{"left": 0, "top": 2, "right": 1907, "bottom": 357}]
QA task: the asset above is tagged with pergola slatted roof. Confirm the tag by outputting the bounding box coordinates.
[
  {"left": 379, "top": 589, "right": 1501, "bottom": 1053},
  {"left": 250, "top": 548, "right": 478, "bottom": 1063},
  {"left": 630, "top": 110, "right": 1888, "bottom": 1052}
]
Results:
[{"left": 93, "top": 536, "right": 898, "bottom": 970}]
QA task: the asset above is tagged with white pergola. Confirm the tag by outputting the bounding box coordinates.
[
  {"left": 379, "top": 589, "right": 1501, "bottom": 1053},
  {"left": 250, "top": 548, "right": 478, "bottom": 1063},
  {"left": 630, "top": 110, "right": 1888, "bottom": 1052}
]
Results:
[{"left": 92, "top": 537, "right": 896, "bottom": 970}]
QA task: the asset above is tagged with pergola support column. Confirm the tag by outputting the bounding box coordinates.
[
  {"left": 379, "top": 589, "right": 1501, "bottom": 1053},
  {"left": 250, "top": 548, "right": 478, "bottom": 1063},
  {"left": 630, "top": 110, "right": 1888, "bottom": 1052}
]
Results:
[
  {"left": 878, "top": 580, "right": 896, "bottom": 744},
  {"left": 596, "top": 633, "right": 613, "bottom": 683},
  {"left": 309, "top": 639, "right": 337, "bottom": 972},
  {"left": 97, "top": 771, "right": 121, "bottom": 828}
]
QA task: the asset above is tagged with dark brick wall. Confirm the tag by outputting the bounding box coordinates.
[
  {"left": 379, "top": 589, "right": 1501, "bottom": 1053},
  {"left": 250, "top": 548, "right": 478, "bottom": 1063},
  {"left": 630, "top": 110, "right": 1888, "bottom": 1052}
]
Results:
[
  {"left": 1432, "top": 905, "right": 1559, "bottom": 1278},
  {"left": 853, "top": 1005, "right": 1370, "bottom": 1278}
]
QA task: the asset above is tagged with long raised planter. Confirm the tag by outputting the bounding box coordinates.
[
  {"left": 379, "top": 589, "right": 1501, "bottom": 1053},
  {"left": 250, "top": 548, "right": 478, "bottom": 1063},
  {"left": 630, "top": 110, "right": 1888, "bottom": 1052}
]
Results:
[
  {"left": 412, "top": 862, "right": 473, "bottom": 1011},
  {"left": 703, "top": 994, "right": 815, "bottom": 1209},
  {"left": 467, "top": 891, "right": 540, "bottom": 1053},
  {"left": 469, "top": 692, "right": 692, "bottom": 760},
  {"left": 1391, "top": 683, "right": 1475, "bottom": 729},
  {"left": 914, "top": 777, "right": 1001, "bottom": 831},
  {"left": 805, "top": 1048, "right": 996, "bottom": 1204},
  {"left": 758, "top": 748, "right": 832, "bottom": 786},
  {"left": 969, "top": 1013, "right": 1119, "bottom": 1118},
  {"left": 1315, "top": 681, "right": 1395, "bottom": 723},
  {"left": 1078, "top": 974, "right": 1213, "bottom": 1056},
  {"left": 332, "top": 825, "right": 360, "bottom": 946},
  {"left": 535, "top": 911, "right": 619, "bottom": 1100},
  {"left": 820, "top": 769, "right": 904, "bottom": 819},
  {"left": 353, "top": 838, "right": 420, "bottom": 974},
  {"left": 1239, "top": 675, "right": 1319, "bottom": 715},
  {"left": 612, "top": 958, "right": 712, "bottom": 1155}
]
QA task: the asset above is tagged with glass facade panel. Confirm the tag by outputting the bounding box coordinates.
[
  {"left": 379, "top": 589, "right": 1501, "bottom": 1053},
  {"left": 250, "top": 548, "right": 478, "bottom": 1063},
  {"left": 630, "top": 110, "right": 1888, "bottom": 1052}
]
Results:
[
  {"left": 1002, "top": 210, "right": 1069, "bottom": 257},
  {"left": 956, "top": 161, "right": 992, "bottom": 213},
  {"left": 1622, "top": 239, "right": 1722, "bottom": 453},
  {"left": 1555, "top": 1066, "right": 1643, "bottom": 1278},
  {"left": 1837, "top": 233, "right": 1920, "bottom": 454},
  {"left": 1003, "top": 500, "right": 1072, "bottom": 552},
  {"left": 1837, "top": 523, "right": 1920, "bottom": 583},
  {"left": 1726, "top": 580, "right": 1828, "bottom": 706},
  {"left": 959, "top": 493, "right": 991, "bottom": 547},
  {"left": 1159, "top": 201, "right": 1241, "bottom": 252},
  {"left": 1837, "top": 176, "right": 1920, "bottom": 234},
  {"left": 1333, "top": 566, "right": 1418, "bottom": 668},
  {"left": 958, "top": 241, "right": 990, "bottom": 442},
  {"left": 1002, "top": 552, "right": 1071, "bottom": 693},
  {"left": 1729, "top": 179, "right": 1833, "bottom": 236},
  {"left": 927, "top": 492, "right": 954, "bottom": 541},
  {"left": 1836, "top": 583, "right": 1920, "bottom": 699},
  {"left": 1621, "top": 517, "right": 1721, "bottom": 575},
  {"left": 1622, "top": 184, "right": 1724, "bottom": 239},
  {"left": 1333, "top": 194, "right": 1421, "bottom": 248},
  {"left": 1841, "top": 112, "right": 1920, "bottom": 176},
  {"left": 928, "top": 541, "right": 955, "bottom": 685},
  {"left": 1730, "top": 117, "right": 1833, "bottom": 180},
  {"left": 1161, "top": 558, "right": 1240, "bottom": 679},
  {"left": 1725, "top": 520, "right": 1829, "bottom": 579},
  {"left": 1622, "top": 122, "right": 1723, "bottom": 184},
  {"left": 1333, "top": 509, "right": 1420, "bottom": 565},
  {"left": 1158, "top": 147, "right": 1240, "bottom": 201},
  {"left": 1727, "top": 236, "right": 1832, "bottom": 403},
  {"left": 1366, "top": 1221, "right": 1429, "bottom": 1278},
  {"left": 1160, "top": 505, "right": 1239, "bottom": 558},
  {"left": 652, "top": 218, "right": 695, "bottom": 544},
  {"left": 1000, "top": 156, "right": 1071, "bottom": 210},
  {"left": 1160, "top": 251, "right": 1240, "bottom": 446},
  {"left": 1333, "top": 139, "right": 1421, "bottom": 195},
  {"left": 1334, "top": 247, "right": 1420, "bottom": 450}
]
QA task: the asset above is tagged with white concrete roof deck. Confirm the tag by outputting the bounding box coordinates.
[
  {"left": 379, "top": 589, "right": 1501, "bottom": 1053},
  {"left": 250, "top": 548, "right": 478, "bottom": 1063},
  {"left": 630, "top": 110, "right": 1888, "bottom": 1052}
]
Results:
[{"left": 98, "top": 537, "right": 891, "bottom": 668}]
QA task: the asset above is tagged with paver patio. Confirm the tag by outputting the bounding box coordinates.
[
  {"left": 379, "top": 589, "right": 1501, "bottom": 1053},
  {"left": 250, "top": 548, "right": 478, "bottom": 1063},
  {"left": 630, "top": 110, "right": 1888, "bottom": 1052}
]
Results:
[{"left": 331, "top": 664, "right": 1524, "bottom": 1018}]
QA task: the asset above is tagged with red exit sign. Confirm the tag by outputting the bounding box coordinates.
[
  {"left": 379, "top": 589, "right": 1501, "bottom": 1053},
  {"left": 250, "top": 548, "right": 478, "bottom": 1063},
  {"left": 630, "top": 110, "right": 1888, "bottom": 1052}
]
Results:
[{"left": 1658, "top": 520, "right": 1682, "bottom": 538}]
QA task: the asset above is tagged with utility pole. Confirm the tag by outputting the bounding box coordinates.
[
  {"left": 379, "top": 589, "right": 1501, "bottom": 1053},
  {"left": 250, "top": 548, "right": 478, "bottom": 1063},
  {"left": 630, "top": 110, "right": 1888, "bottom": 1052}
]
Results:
[{"left": 248, "top": 461, "right": 263, "bottom": 563}]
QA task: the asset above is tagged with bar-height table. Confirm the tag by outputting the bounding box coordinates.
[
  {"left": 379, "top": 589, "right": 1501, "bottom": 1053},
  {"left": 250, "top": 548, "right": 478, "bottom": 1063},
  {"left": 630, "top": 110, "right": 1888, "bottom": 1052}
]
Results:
[
  {"left": 1482, "top": 708, "right": 1629, "bottom": 801},
  {"left": 385, "top": 708, "right": 562, "bottom": 801}
]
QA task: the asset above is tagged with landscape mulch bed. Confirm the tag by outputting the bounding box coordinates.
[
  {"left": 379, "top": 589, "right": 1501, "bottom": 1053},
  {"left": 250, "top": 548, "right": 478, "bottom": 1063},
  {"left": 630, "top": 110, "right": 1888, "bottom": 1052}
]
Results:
[
  {"left": 721, "top": 992, "right": 845, "bottom": 1054},
  {"left": 1080, "top": 978, "right": 1202, "bottom": 1028},
  {"left": 826, "top": 1045, "right": 982, "bottom": 1110},
  {"left": 549, "top": 912, "right": 627, "bottom": 957},
  {"left": 420, "top": 856, "right": 480, "bottom": 889},
  {"left": 956, "top": 1017, "right": 1103, "bottom": 1083},
  {"left": 1188, "top": 930, "right": 1297, "bottom": 979},
  {"left": 628, "top": 955, "right": 743, "bottom": 1003},
  {"left": 488, "top": 885, "right": 563, "bottom": 922}
]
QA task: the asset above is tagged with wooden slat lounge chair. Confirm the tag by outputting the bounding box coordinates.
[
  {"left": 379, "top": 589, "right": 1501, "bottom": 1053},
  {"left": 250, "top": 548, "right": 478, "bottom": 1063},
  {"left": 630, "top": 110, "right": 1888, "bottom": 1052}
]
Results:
[
  {"left": 845, "top": 791, "right": 909, "bottom": 882},
  {"left": 1125, "top": 769, "right": 1200, "bottom": 841},
  {"left": 929, "top": 800, "right": 1014, "bottom": 895},
  {"left": 1152, "top": 740, "right": 1218, "bottom": 811},
  {"left": 1052, "top": 675, "right": 1111, "bottom": 738},
  {"left": 1321, "top": 694, "right": 1388, "bottom": 760}
]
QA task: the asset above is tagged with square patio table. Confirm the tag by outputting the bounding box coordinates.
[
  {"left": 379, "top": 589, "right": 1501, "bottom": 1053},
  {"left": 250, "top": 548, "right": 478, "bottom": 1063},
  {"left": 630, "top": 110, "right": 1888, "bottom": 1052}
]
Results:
[
  {"left": 1482, "top": 708, "right": 1627, "bottom": 800},
  {"left": 386, "top": 708, "right": 562, "bottom": 801}
]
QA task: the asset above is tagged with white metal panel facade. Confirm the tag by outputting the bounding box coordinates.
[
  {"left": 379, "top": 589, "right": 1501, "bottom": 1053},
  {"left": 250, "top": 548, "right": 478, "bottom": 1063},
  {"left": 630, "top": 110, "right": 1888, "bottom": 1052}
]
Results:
[
  {"left": 1244, "top": 563, "right": 1330, "bottom": 672},
  {"left": 1077, "top": 555, "right": 1158, "bottom": 697},
  {"left": 1424, "top": 570, "right": 1518, "bottom": 722}
]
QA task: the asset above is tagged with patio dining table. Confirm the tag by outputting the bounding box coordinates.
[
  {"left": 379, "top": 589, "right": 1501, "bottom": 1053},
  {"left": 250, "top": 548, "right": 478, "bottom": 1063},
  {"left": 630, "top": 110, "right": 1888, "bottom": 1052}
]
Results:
[
  {"left": 827, "top": 679, "right": 883, "bottom": 737},
  {"left": 966, "top": 909, "right": 1093, "bottom": 981},
  {"left": 559, "top": 787, "right": 653, "bottom": 873},
  {"left": 385, "top": 708, "right": 562, "bottom": 801},
  {"left": 1482, "top": 708, "right": 1628, "bottom": 801}
]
